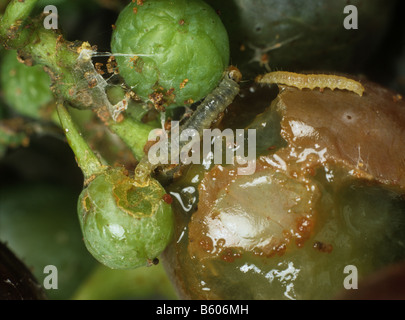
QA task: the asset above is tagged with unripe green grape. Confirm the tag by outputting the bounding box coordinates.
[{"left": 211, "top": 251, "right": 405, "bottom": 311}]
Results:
[
  {"left": 56, "top": 102, "right": 174, "bottom": 270},
  {"left": 111, "top": 0, "right": 230, "bottom": 108},
  {"left": 0, "top": 50, "right": 56, "bottom": 121},
  {"left": 78, "top": 167, "right": 174, "bottom": 269}
]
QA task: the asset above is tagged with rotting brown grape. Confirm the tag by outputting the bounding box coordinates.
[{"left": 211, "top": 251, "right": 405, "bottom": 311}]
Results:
[{"left": 162, "top": 79, "right": 405, "bottom": 300}]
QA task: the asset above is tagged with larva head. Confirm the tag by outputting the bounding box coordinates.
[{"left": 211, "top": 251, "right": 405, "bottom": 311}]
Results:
[
  {"left": 111, "top": 0, "right": 230, "bottom": 109},
  {"left": 78, "top": 167, "right": 174, "bottom": 269}
]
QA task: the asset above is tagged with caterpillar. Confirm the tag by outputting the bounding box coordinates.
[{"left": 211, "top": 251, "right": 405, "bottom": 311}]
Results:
[
  {"left": 134, "top": 67, "right": 241, "bottom": 183},
  {"left": 180, "top": 67, "right": 241, "bottom": 137},
  {"left": 256, "top": 71, "right": 365, "bottom": 97}
]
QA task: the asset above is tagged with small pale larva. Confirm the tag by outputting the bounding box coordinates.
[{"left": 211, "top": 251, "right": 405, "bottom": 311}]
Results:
[
  {"left": 180, "top": 67, "right": 241, "bottom": 137},
  {"left": 134, "top": 67, "right": 242, "bottom": 184},
  {"left": 256, "top": 71, "right": 365, "bottom": 97}
]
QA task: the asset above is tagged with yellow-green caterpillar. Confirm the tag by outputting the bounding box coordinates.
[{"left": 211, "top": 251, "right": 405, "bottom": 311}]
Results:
[{"left": 256, "top": 71, "right": 365, "bottom": 96}]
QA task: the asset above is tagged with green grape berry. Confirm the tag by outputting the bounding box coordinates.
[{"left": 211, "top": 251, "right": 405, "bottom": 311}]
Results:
[
  {"left": 111, "top": 0, "right": 230, "bottom": 109},
  {"left": 56, "top": 102, "right": 174, "bottom": 270},
  {"left": 78, "top": 167, "right": 174, "bottom": 269},
  {"left": 0, "top": 50, "right": 55, "bottom": 121}
]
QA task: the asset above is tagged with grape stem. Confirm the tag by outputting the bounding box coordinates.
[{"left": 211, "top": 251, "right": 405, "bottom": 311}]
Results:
[
  {"left": 108, "top": 118, "right": 154, "bottom": 162},
  {"left": 0, "top": 117, "right": 63, "bottom": 150},
  {"left": 0, "top": 1, "right": 90, "bottom": 109},
  {"left": 56, "top": 102, "right": 106, "bottom": 181},
  {"left": 0, "top": 0, "right": 38, "bottom": 47},
  {"left": 0, "top": 0, "right": 153, "bottom": 162}
]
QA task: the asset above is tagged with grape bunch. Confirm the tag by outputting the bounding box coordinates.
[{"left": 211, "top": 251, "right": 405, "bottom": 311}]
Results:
[{"left": 0, "top": 0, "right": 404, "bottom": 300}]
